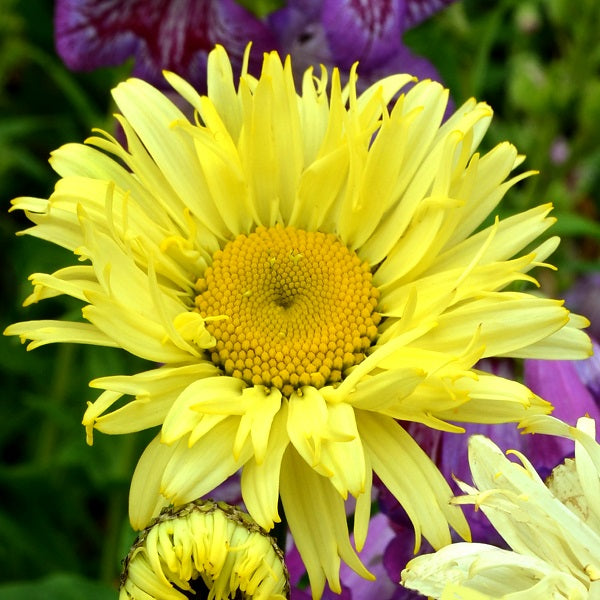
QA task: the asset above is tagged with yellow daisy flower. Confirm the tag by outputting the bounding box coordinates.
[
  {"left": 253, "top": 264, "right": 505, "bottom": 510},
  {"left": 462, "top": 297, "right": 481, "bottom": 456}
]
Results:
[
  {"left": 120, "top": 499, "right": 289, "bottom": 600},
  {"left": 401, "top": 417, "right": 600, "bottom": 599},
  {"left": 5, "top": 45, "right": 590, "bottom": 597}
]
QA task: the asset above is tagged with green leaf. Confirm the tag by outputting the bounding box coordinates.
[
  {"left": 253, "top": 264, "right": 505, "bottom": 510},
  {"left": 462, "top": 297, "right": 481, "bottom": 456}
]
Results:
[{"left": 552, "top": 212, "right": 600, "bottom": 239}]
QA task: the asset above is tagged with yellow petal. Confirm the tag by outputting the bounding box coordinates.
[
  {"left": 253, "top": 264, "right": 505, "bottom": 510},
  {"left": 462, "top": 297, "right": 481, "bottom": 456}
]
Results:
[
  {"left": 4, "top": 319, "right": 118, "bottom": 351},
  {"left": 86, "top": 363, "right": 218, "bottom": 434},
  {"left": 241, "top": 403, "right": 290, "bottom": 530},
  {"left": 161, "top": 376, "right": 244, "bottom": 444},
  {"left": 129, "top": 435, "right": 175, "bottom": 529},
  {"left": 160, "top": 417, "right": 251, "bottom": 504},
  {"left": 279, "top": 448, "right": 373, "bottom": 599},
  {"left": 233, "top": 386, "right": 282, "bottom": 462},
  {"left": 357, "top": 410, "right": 470, "bottom": 551}
]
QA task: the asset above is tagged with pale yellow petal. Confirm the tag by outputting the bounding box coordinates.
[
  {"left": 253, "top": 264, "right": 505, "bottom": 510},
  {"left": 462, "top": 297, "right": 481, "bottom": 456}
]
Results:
[
  {"left": 356, "top": 73, "right": 416, "bottom": 114},
  {"left": 4, "top": 319, "right": 118, "bottom": 351},
  {"left": 357, "top": 410, "right": 469, "bottom": 551},
  {"left": 279, "top": 448, "right": 373, "bottom": 599},
  {"left": 112, "top": 78, "right": 230, "bottom": 239},
  {"left": 205, "top": 44, "right": 244, "bottom": 141},
  {"left": 233, "top": 386, "right": 282, "bottom": 462},
  {"left": 433, "top": 372, "right": 551, "bottom": 424},
  {"left": 459, "top": 435, "right": 600, "bottom": 575},
  {"left": 572, "top": 419, "right": 600, "bottom": 528},
  {"left": 353, "top": 451, "right": 373, "bottom": 553},
  {"left": 287, "top": 386, "right": 331, "bottom": 472},
  {"left": 344, "top": 366, "right": 426, "bottom": 413},
  {"left": 373, "top": 206, "right": 446, "bottom": 288},
  {"left": 241, "top": 404, "right": 290, "bottom": 530},
  {"left": 87, "top": 119, "right": 193, "bottom": 237},
  {"left": 500, "top": 312, "right": 592, "bottom": 359},
  {"left": 160, "top": 417, "right": 251, "bottom": 504},
  {"left": 401, "top": 543, "right": 588, "bottom": 600},
  {"left": 379, "top": 253, "right": 539, "bottom": 319},
  {"left": 161, "top": 376, "right": 245, "bottom": 444},
  {"left": 12, "top": 196, "right": 83, "bottom": 251},
  {"left": 429, "top": 204, "right": 555, "bottom": 275},
  {"left": 172, "top": 117, "right": 255, "bottom": 233},
  {"left": 297, "top": 65, "right": 331, "bottom": 166},
  {"left": 129, "top": 435, "right": 175, "bottom": 529},
  {"left": 443, "top": 142, "right": 521, "bottom": 247},
  {"left": 412, "top": 294, "right": 570, "bottom": 358},
  {"left": 50, "top": 142, "right": 173, "bottom": 230},
  {"left": 291, "top": 147, "right": 348, "bottom": 231},
  {"left": 82, "top": 297, "right": 192, "bottom": 363},
  {"left": 359, "top": 97, "right": 490, "bottom": 265},
  {"left": 85, "top": 363, "right": 218, "bottom": 434},
  {"left": 23, "top": 266, "right": 100, "bottom": 305},
  {"left": 319, "top": 402, "right": 366, "bottom": 498}
]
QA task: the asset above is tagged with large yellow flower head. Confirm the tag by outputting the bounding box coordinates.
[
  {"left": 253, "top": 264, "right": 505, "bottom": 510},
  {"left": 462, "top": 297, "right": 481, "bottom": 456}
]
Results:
[{"left": 5, "top": 45, "right": 590, "bottom": 597}]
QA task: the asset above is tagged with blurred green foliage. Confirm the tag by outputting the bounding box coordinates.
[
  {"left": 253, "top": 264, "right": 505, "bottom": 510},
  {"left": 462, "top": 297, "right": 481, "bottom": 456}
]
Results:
[
  {"left": 0, "top": 0, "right": 598, "bottom": 596},
  {"left": 409, "top": 0, "right": 600, "bottom": 289}
]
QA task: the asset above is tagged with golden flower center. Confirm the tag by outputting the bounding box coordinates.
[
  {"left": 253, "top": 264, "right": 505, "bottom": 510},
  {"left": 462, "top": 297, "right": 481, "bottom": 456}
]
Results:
[{"left": 195, "top": 225, "right": 380, "bottom": 396}]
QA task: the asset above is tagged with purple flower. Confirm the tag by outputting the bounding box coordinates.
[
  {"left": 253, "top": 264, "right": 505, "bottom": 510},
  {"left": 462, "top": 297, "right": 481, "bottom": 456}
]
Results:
[
  {"left": 54, "top": 0, "right": 278, "bottom": 91},
  {"left": 54, "top": 0, "right": 455, "bottom": 94},
  {"left": 268, "top": 0, "right": 455, "bottom": 88}
]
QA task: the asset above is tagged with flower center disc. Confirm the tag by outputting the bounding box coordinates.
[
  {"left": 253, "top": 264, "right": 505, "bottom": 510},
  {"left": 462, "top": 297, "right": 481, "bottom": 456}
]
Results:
[{"left": 195, "top": 226, "right": 380, "bottom": 396}]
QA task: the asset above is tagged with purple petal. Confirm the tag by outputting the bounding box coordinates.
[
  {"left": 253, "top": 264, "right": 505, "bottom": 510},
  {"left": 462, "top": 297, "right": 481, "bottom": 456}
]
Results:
[
  {"left": 290, "top": 588, "right": 313, "bottom": 600},
  {"left": 565, "top": 274, "right": 600, "bottom": 341},
  {"left": 285, "top": 537, "right": 306, "bottom": 588},
  {"left": 573, "top": 339, "right": 600, "bottom": 401},
  {"left": 436, "top": 423, "right": 523, "bottom": 489},
  {"left": 202, "top": 471, "right": 243, "bottom": 506},
  {"left": 339, "top": 513, "right": 399, "bottom": 599},
  {"left": 404, "top": 0, "right": 457, "bottom": 29},
  {"left": 267, "top": 0, "right": 324, "bottom": 49},
  {"left": 55, "top": 0, "right": 140, "bottom": 70},
  {"left": 268, "top": 0, "right": 450, "bottom": 89},
  {"left": 54, "top": 0, "right": 278, "bottom": 90},
  {"left": 380, "top": 516, "right": 421, "bottom": 576},
  {"left": 355, "top": 42, "right": 449, "bottom": 86},
  {"left": 524, "top": 356, "right": 600, "bottom": 424},
  {"left": 268, "top": 0, "right": 333, "bottom": 78},
  {"left": 321, "top": 0, "right": 406, "bottom": 70},
  {"left": 383, "top": 532, "right": 433, "bottom": 599}
]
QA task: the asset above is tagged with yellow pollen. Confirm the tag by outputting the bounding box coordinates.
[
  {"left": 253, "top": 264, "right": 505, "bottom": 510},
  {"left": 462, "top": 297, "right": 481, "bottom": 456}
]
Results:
[{"left": 195, "top": 225, "right": 380, "bottom": 396}]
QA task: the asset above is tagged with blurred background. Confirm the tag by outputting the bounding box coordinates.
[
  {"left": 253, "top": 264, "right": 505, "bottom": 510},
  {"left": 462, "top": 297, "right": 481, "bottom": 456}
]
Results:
[{"left": 0, "top": 0, "right": 598, "bottom": 596}]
